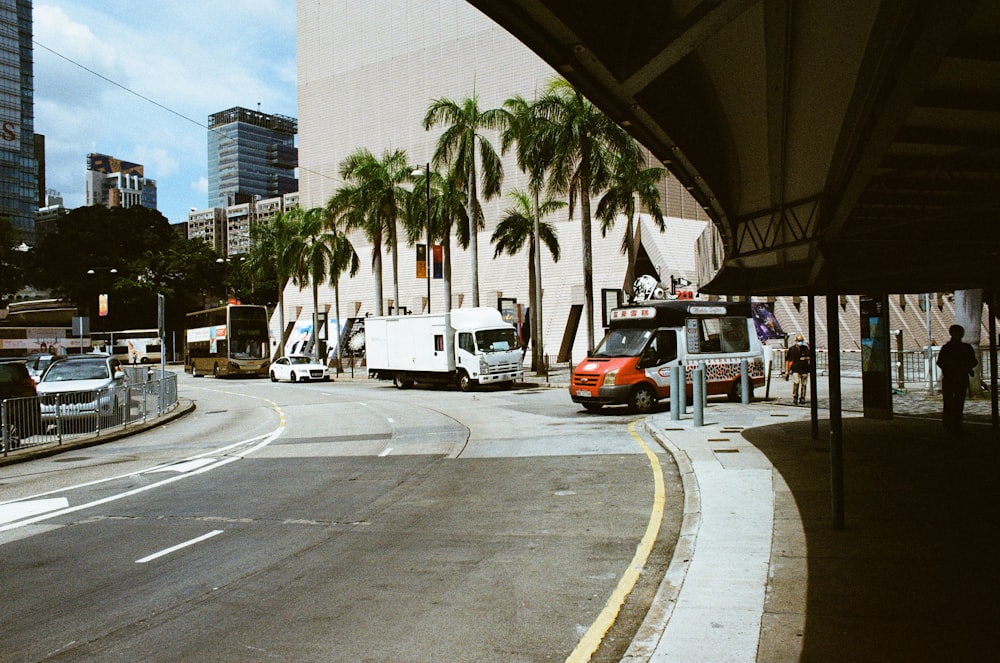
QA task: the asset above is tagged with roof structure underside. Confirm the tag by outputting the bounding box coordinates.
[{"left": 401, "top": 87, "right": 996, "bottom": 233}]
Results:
[{"left": 468, "top": 0, "right": 1000, "bottom": 295}]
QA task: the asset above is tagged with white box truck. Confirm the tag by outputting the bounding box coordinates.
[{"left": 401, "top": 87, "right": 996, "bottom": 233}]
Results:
[{"left": 365, "top": 308, "right": 524, "bottom": 390}]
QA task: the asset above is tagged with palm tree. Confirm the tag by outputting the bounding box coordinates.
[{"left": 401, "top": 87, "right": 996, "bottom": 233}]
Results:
[
  {"left": 501, "top": 93, "right": 554, "bottom": 372},
  {"left": 535, "top": 78, "right": 639, "bottom": 352},
  {"left": 327, "top": 148, "right": 411, "bottom": 316},
  {"left": 325, "top": 216, "right": 360, "bottom": 370},
  {"left": 285, "top": 207, "right": 346, "bottom": 360},
  {"left": 491, "top": 190, "right": 562, "bottom": 367},
  {"left": 423, "top": 94, "right": 505, "bottom": 307},
  {"left": 596, "top": 149, "right": 666, "bottom": 301},
  {"left": 247, "top": 208, "right": 300, "bottom": 359}
]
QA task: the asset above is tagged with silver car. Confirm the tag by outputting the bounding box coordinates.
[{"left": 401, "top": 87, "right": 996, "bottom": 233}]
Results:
[{"left": 35, "top": 354, "right": 128, "bottom": 421}]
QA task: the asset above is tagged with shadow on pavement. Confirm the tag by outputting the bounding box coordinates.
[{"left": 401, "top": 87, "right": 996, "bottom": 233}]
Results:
[{"left": 747, "top": 415, "right": 999, "bottom": 662}]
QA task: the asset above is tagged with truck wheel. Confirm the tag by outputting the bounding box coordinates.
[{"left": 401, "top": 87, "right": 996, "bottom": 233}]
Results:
[
  {"left": 629, "top": 384, "right": 657, "bottom": 414},
  {"left": 393, "top": 375, "right": 412, "bottom": 389},
  {"left": 191, "top": 365, "right": 201, "bottom": 378},
  {"left": 582, "top": 402, "right": 604, "bottom": 413},
  {"left": 458, "top": 371, "right": 474, "bottom": 392}
]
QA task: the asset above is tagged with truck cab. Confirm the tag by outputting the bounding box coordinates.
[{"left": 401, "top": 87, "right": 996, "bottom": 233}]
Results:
[{"left": 570, "top": 301, "right": 765, "bottom": 413}]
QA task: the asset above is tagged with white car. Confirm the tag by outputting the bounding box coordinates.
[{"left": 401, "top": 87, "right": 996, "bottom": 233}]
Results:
[
  {"left": 269, "top": 355, "right": 331, "bottom": 383},
  {"left": 35, "top": 354, "right": 128, "bottom": 421}
]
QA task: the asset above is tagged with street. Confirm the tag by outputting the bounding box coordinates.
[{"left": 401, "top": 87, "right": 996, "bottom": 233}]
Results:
[{"left": 0, "top": 373, "right": 683, "bottom": 662}]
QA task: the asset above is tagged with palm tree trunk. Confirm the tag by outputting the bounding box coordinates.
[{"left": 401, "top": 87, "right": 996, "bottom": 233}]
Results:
[
  {"left": 468, "top": 162, "right": 480, "bottom": 308},
  {"left": 625, "top": 212, "right": 637, "bottom": 299},
  {"left": 334, "top": 279, "right": 343, "bottom": 372},
  {"left": 312, "top": 280, "right": 321, "bottom": 361},
  {"left": 276, "top": 280, "right": 286, "bottom": 361},
  {"left": 581, "top": 160, "right": 595, "bottom": 354},
  {"left": 390, "top": 221, "right": 401, "bottom": 315},
  {"left": 532, "top": 188, "right": 545, "bottom": 375},
  {"left": 374, "top": 248, "right": 384, "bottom": 316},
  {"left": 443, "top": 231, "right": 453, "bottom": 313}
]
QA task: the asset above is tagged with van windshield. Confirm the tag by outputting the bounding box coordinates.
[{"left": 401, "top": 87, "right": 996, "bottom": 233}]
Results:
[{"left": 592, "top": 328, "right": 652, "bottom": 358}]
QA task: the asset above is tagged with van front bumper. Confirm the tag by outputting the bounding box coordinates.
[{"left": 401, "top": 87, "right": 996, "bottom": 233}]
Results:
[{"left": 570, "top": 384, "right": 632, "bottom": 405}]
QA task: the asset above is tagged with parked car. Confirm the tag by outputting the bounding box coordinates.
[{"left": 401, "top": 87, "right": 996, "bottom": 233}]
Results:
[
  {"left": 23, "top": 352, "right": 57, "bottom": 380},
  {"left": 269, "top": 355, "right": 331, "bottom": 383},
  {"left": 35, "top": 354, "right": 128, "bottom": 422},
  {"left": 0, "top": 359, "right": 42, "bottom": 448}
]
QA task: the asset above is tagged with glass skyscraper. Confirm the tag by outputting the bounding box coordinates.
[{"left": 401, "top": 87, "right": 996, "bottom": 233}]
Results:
[
  {"left": 207, "top": 107, "right": 298, "bottom": 208},
  {"left": 0, "top": 0, "right": 36, "bottom": 243}
]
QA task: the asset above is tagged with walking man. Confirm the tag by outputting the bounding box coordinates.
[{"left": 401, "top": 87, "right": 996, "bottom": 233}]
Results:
[
  {"left": 936, "top": 324, "right": 977, "bottom": 434},
  {"left": 785, "top": 334, "right": 811, "bottom": 405}
]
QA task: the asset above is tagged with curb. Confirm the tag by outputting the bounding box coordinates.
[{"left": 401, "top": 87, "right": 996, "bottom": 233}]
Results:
[
  {"left": 621, "top": 420, "right": 702, "bottom": 660},
  {"left": 0, "top": 398, "right": 197, "bottom": 467}
]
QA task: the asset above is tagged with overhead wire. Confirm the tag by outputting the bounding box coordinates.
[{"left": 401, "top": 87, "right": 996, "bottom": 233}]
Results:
[{"left": 32, "top": 39, "right": 346, "bottom": 190}]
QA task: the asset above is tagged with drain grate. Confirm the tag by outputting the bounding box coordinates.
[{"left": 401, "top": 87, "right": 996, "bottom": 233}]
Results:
[{"left": 52, "top": 457, "right": 90, "bottom": 463}]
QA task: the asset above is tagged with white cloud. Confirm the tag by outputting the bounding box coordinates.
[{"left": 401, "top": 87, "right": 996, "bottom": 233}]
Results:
[{"left": 33, "top": 1, "right": 297, "bottom": 224}]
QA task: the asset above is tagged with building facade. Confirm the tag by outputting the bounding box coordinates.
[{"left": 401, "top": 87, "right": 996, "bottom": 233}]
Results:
[
  {"left": 295, "top": 0, "right": 708, "bottom": 363},
  {"left": 0, "top": 0, "right": 36, "bottom": 244},
  {"left": 85, "top": 153, "right": 157, "bottom": 210},
  {"left": 207, "top": 107, "right": 298, "bottom": 209},
  {"left": 188, "top": 192, "right": 301, "bottom": 258}
]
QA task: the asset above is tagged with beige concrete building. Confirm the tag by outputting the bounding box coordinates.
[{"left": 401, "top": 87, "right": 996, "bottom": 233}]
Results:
[{"left": 294, "top": 0, "right": 709, "bottom": 364}]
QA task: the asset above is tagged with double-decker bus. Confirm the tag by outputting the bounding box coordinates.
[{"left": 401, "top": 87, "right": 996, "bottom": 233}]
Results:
[
  {"left": 91, "top": 329, "right": 162, "bottom": 364},
  {"left": 185, "top": 304, "right": 270, "bottom": 378}
]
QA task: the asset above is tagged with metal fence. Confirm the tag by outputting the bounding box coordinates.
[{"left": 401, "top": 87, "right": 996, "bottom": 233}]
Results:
[
  {"left": 771, "top": 347, "right": 993, "bottom": 388},
  {"left": 1, "top": 370, "right": 179, "bottom": 456}
]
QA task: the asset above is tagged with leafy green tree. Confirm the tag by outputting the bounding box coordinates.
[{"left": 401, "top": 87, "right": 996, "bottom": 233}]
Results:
[
  {"left": 28, "top": 205, "right": 218, "bottom": 334},
  {"left": 596, "top": 149, "right": 666, "bottom": 300},
  {"left": 491, "top": 190, "right": 562, "bottom": 362},
  {"left": 535, "top": 78, "right": 639, "bottom": 352},
  {"left": 327, "top": 148, "right": 411, "bottom": 316},
  {"left": 423, "top": 94, "right": 505, "bottom": 307}
]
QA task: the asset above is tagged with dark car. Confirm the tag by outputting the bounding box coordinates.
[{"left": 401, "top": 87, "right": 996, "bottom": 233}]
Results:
[{"left": 0, "top": 360, "right": 42, "bottom": 449}]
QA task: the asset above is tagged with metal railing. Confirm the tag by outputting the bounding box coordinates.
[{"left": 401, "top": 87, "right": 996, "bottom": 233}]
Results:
[
  {"left": 771, "top": 347, "right": 993, "bottom": 388},
  {"left": 1, "top": 371, "right": 179, "bottom": 456}
]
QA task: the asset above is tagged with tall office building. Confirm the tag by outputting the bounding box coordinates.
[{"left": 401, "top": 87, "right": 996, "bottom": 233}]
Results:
[
  {"left": 85, "top": 153, "right": 158, "bottom": 210},
  {"left": 295, "top": 0, "right": 707, "bottom": 361},
  {"left": 0, "top": 0, "right": 37, "bottom": 244},
  {"left": 207, "top": 107, "right": 298, "bottom": 209}
]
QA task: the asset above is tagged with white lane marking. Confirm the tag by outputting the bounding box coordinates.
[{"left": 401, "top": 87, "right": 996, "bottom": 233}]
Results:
[
  {"left": 0, "top": 498, "right": 70, "bottom": 525},
  {"left": 379, "top": 448, "right": 393, "bottom": 457},
  {"left": 147, "top": 458, "right": 217, "bottom": 474},
  {"left": 136, "top": 529, "right": 224, "bottom": 564}
]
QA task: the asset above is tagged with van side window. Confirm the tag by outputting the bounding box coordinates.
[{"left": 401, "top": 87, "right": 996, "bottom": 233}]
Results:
[
  {"left": 458, "top": 332, "right": 475, "bottom": 354},
  {"left": 656, "top": 330, "right": 678, "bottom": 363},
  {"left": 434, "top": 334, "right": 445, "bottom": 352},
  {"left": 688, "top": 317, "right": 750, "bottom": 354}
]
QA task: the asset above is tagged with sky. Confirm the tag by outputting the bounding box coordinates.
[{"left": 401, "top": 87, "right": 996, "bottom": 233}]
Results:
[{"left": 32, "top": 1, "right": 297, "bottom": 226}]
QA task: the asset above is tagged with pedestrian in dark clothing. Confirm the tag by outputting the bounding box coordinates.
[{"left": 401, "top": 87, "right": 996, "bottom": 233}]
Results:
[
  {"left": 785, "top": 334, "right": 811, "bottom": 405},
  {"left": 936, "top": 324, "right": 977, "bottom": 434}
]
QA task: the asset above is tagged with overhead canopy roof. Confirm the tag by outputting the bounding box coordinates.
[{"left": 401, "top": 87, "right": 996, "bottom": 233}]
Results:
[{"left": 467, "top": 0, "right": 1000, "bottom": 295}]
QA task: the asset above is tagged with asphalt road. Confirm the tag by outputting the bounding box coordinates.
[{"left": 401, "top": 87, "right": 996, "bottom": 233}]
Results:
[{"left": 0, "top": 373, "right": 683, "bottom": 662}]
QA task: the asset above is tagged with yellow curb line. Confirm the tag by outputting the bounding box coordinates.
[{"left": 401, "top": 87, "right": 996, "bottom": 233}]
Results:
[{"left": 566, "top": 420, "right": 666, "bottom": 662}]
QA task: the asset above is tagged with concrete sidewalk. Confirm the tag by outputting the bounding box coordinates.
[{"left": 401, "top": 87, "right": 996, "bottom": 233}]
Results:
[{"left": 608, "top": 377, "right": 1000, "bottom": 662}]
